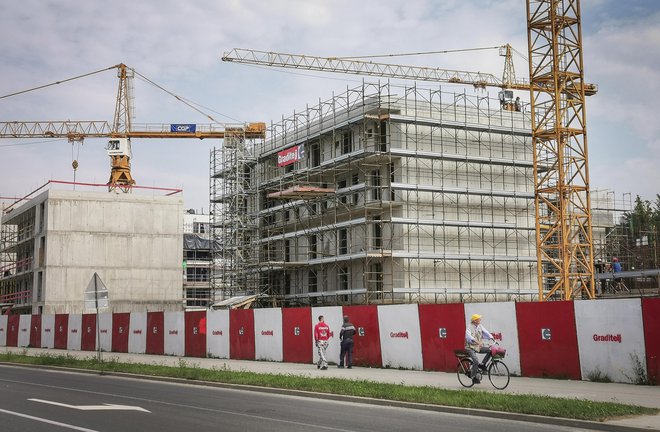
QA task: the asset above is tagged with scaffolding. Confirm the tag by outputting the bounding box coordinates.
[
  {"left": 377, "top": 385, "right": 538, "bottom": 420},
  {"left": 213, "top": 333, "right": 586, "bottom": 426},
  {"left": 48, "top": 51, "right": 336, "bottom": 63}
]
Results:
[
  {"left": 592, "top": 190, "right": 659, "bottom": 291},
  {"left": 210, "top": 129, "right": 263, "bottom": 300},
  {"left": 183, "top": 233, "right": 212, "bottom": 308},
  {"left": 0, "top": 205, "right": 38, "bottom": 312},
  {"left": 211, "top": 82, "right": 542, "bottom": 305}
]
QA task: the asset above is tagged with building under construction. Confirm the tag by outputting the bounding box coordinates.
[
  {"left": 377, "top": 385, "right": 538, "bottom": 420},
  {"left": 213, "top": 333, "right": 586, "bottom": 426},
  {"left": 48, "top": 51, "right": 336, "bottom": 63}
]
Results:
[{"left": 211, "top": 82, "right": 541, "bottom": 305}]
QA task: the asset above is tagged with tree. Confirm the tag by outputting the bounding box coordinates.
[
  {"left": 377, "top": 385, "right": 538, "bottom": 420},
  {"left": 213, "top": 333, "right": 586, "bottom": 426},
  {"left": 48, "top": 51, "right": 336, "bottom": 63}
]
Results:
[
  {"left": 618, "top": 194, "right": 660, "bottom": 269},
  {"left": 624, "top": 196, "right": 653, "bottom": 238}
]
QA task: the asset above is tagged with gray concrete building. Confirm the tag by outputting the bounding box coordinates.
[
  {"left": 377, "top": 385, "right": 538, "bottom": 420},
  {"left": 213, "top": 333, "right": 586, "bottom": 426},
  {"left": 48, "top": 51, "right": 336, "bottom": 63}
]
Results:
[{"left": 0, "top": 189, "right": 183, "bottom": 313}]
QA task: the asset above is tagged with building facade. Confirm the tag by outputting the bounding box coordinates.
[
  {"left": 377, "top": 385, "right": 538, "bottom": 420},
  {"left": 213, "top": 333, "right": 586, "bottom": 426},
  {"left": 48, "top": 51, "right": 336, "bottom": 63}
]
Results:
[
  {"left": 0, "top": 189, "right": 184, "bottom": 313},
  {"left": 212, "top": 82, "right": 538, "bottom": 305}
]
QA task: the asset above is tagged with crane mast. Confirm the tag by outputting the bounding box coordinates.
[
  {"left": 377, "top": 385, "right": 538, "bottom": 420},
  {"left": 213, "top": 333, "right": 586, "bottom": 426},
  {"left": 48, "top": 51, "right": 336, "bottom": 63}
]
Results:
[
  {"left": 108, "top": 63, "right": 136, "bottom": 190},
  {"left": 527, "top": 0, "right": 594, "bottom": 300}
]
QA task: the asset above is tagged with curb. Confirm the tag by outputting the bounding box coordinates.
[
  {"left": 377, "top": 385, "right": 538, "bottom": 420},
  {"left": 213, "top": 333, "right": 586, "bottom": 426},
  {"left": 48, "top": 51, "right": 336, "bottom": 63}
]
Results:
[{"left": 0, "top": 361, "right": 653, "bottom": 432}]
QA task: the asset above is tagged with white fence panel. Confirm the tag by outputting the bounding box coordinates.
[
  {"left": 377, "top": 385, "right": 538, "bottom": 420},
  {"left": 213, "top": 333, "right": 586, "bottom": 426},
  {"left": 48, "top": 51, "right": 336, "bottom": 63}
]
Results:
[
  {"left": 129, "top": 312, "right": 147, "bottom": 354},
  {"left": 311, "top": 306, "right": 343, "bottom": 366},
  {"left": 207, "top": 309, "right": 230, "bottom": 359},
  {"left": 254, "top": 308, "right": 283, "bottom": 362},
  {"left": 17, "top": 315, "right": 31, "bottom": 348},
  {"left": 164, "top": 311, "right": 185, "bottom": 356},
  {"left": 41, "top": 315, "right": 55, "bottom": 349},
  {"left": 98, "top": 313, "right": 112, "bottom": 352},
  {"left": 0, "top": 315, "right": 7, "bottom": 346},
  {"left": 464, "top": 302, "right": 521, "bottom": 375},
  {"left": 377, "top": 304, "right": 423, "bottom": 370},
  {"left": 67, "top": 314, "right": 82, "bottom": 351},
  {"left": 575, "top": 299, "right": 646, "bottom": 384}
]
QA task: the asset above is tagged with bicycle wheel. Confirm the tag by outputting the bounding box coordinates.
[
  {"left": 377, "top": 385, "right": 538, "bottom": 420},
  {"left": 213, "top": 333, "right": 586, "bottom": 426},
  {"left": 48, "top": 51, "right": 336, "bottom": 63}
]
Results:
[
  {"left": 488, "top": 360, "right": 510, "bottom": 390},
  {"left": 456, "top": 358, "right": 475, "bottom": 388}
]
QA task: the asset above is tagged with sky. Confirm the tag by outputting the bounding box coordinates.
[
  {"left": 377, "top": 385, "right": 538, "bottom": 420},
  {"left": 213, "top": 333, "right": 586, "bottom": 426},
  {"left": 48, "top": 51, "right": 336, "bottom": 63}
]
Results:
[{"left": 1, "top": 0, "right": 659, "bottom": 212}]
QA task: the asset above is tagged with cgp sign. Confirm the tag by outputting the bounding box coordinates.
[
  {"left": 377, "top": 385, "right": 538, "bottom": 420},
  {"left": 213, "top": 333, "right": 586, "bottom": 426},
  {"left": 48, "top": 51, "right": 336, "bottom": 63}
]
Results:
[
  {"left": 277, "top": 144, "right": 305, "bottom": 167},
  {"left": 170, "top": 124, "right": 196, "bottom": 133}
]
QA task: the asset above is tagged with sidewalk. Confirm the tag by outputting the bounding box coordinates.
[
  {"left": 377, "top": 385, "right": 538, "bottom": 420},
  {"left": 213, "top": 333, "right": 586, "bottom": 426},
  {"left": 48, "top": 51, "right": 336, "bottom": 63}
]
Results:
[{"left": 3, "top": 346, "right": 659, "bottom": 430}]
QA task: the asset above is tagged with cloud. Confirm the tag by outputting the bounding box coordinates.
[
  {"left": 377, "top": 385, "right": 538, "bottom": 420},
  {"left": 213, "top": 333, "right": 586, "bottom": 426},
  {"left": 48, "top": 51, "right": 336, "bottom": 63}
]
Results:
[
  {"left": 1, "top": 0, "right": 658, "bottom": 209},
  {"left": 583, "top": 8, "right": 660, "bottom": 200}
]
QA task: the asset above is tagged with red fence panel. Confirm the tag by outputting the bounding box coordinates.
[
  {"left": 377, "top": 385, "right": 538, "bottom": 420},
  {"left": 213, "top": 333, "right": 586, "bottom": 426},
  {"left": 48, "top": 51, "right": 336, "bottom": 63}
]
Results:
[
  {"left": 146, "top": 311, "right": 165, "bottom": 355},
  {"left": 418, "top": 303, "right": 465, "bottom": 372},
  {"left": 54, "top": 314, "right": 68, "bottom": 349},
  {"left": 81, "top": 314, "right": 97, "bottom": 351},
  {"left": 229, "top": 309, "right": 255, "bottom": 360},
  {"left": 282, "top": 307, "right": 312, "bottom": 364},
  {"left": 516, "top": 301, "right": 581, "bottom": 380},
  {"left": 6, "top": 315, "right": 19, "bottom": 347},
  {"left": 111, "top": 312, "right": 130, "bottom": 353},
  {"left": 30, "top": 315, "right": 41, "bottom": 348},
  {"left": 185, "top": 311, "right": 207, "bottom": 358},
  {"left": 642, "top": 298, "right": 660, "bottom": 385},
  {"left": 342, "top": 305, "right": 381, "bottom": 367}
]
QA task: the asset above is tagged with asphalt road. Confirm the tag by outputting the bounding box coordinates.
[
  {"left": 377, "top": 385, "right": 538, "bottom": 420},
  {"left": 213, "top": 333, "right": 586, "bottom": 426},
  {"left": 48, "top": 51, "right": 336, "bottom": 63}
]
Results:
[{"left": 0, "top": 364, "right": 595, "bottom": 432}]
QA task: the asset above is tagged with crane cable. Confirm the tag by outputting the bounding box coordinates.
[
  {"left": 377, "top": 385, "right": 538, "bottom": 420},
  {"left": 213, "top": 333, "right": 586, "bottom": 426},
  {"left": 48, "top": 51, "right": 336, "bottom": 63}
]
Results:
[
  {"left": 332, "top": 46, "right": 502, "bottom": 60},
  {"left": 1, "top": 64, "right": 243, "bottom": 124},
  {"left": 133, "top": 71, "right": 242, "bottom": 124},
  {"left": 0, "top": 65, "right": 120, "bottom": 100}
]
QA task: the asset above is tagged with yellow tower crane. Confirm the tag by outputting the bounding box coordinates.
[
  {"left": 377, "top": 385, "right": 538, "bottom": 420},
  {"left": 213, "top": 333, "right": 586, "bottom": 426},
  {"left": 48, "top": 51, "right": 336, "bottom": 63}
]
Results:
[
  {"left": 221, "top": 0, "right": 595, "bottom": 301},
  {"left": 0, "top": 63, "right": 266, "bottom": 192}
]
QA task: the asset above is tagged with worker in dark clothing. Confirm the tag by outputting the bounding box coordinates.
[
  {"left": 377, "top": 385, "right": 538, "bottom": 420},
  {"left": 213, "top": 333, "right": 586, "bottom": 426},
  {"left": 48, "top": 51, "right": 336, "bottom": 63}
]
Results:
[{"left": 338, "top": 315, "right": 356, "bottom": 368}]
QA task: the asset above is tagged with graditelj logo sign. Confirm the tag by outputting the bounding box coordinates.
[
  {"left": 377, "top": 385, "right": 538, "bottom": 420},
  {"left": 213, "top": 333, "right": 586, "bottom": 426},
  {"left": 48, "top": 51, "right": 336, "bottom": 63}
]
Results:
[{"left": 277, "top": 144, "right": 305, "bottom": 167}]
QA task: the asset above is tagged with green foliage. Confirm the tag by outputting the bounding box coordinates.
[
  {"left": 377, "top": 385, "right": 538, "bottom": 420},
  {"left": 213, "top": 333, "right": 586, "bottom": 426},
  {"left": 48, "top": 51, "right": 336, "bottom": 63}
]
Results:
[
  {"left": 0, "top": 352, "right": 656, "bottom": 421},
  {"left": 623, "top": 194, "right": 660, "bottom": 239},
  {"left": 586, "top": 368, "right": 612, "bottom": 383},
  {"left": 623, "top": 353, "right": 652, "bottom": 386}
]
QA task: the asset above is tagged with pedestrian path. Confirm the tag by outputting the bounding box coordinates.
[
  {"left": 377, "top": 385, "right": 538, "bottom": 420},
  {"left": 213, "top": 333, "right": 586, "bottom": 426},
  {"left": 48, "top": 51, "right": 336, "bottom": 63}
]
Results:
[{"left": 2, "top": 346, "right": 659, "bottom": 430}]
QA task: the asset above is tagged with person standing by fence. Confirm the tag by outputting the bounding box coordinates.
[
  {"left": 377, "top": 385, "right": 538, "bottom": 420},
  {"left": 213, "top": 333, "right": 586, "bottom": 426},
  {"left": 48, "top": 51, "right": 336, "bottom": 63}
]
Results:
[
  {"left": 339, "top": 315, "right": 356, "bottom": 369},
  {"left": 314, "top": 315, "right": 330, "bottom": 370}
]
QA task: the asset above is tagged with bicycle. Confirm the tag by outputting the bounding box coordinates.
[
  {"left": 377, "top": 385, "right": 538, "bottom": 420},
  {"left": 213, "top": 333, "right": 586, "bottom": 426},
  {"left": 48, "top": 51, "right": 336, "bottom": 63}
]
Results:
[{"left": 455, "top": 344, "right": 510, "bottom": 390}]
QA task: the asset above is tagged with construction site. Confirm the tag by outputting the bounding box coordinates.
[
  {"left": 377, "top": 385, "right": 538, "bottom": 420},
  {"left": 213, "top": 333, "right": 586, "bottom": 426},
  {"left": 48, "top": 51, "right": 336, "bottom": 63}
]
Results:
[
  {"left": 210, "top": 80, "right": 659, "bottom": 307},
  {"left": 2, "top": 0, "right": 659, "bottom": 313},
  {"left": 211, "top": 82, "right": 539, "bottom": 305}
]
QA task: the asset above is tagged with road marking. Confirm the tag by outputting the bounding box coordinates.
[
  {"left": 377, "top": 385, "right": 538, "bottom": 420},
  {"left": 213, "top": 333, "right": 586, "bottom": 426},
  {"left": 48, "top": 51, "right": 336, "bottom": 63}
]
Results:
[
  {"left": 3, "top": 375, "right": 354, "bottom": 431},
  {"left": 28, "top": 398, "right": 151, "bottom": 413},
  {"left": 0, "top": 407, "right": 99, "bottom": 432}
]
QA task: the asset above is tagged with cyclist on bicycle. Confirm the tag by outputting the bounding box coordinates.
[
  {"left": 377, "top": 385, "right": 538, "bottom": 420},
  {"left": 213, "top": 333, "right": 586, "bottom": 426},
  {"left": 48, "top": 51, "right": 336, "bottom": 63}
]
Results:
[{"left": 465, "top": 313, "right": 494, "bottom": 384}]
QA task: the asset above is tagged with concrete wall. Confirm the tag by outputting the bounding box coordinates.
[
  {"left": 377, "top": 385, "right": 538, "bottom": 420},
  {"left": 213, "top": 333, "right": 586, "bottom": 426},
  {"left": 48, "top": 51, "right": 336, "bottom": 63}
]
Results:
[{"left": 42, "top": 190, "right": 183, "bottom": 313}]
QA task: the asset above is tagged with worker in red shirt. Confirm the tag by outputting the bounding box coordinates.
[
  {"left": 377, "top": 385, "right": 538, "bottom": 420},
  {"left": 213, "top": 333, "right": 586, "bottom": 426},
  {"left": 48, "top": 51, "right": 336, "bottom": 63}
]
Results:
[{"left": 314, "top": 315, "right": 331, "bottom": 370}]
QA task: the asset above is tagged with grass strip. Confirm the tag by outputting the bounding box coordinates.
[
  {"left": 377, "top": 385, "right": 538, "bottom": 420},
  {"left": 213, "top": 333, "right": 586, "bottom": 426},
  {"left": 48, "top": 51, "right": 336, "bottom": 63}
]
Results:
[{"left": 1, "top": 351, "right": 656, "bottom": 422}]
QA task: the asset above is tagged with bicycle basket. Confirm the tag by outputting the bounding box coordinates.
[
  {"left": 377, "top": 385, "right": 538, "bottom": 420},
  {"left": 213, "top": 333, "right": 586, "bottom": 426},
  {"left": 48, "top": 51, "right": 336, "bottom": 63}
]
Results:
[{"left": 490, "top": 345, "right": 506, "bottom": 358}]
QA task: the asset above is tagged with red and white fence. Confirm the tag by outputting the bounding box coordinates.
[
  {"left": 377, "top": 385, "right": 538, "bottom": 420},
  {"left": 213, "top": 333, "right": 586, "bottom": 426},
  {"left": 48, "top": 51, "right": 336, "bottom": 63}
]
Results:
[{"left": 1, "top": 298, "right": 658, "bottom": 385}]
